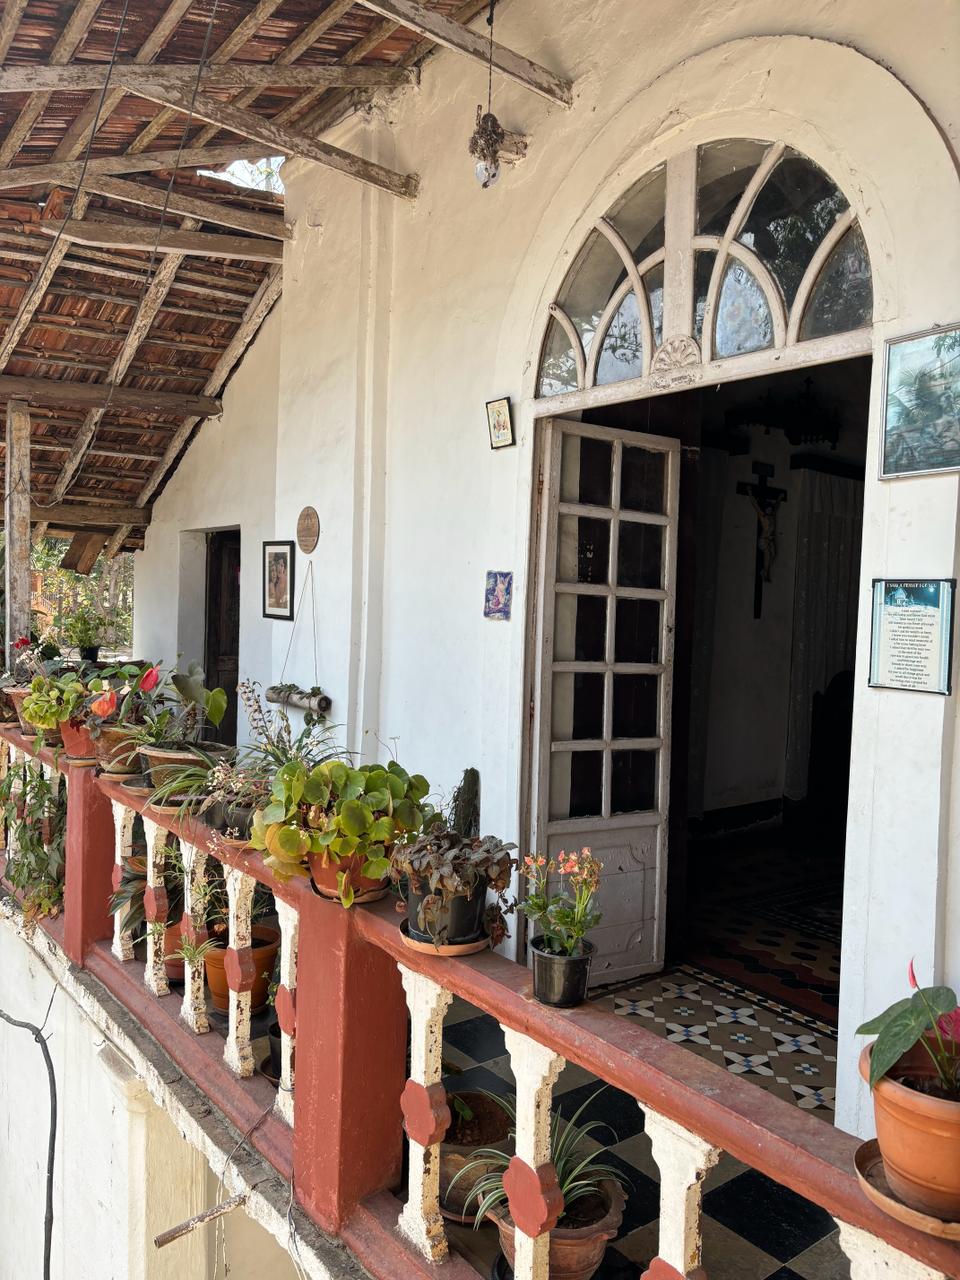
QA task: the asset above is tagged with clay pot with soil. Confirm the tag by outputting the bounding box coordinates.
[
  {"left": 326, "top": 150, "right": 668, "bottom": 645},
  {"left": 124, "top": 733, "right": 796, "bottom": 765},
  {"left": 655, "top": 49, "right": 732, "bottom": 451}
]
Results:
[
  {"left": 204, "top": 924, "right": 281, "bottom": 1013},
  {"left": 308, "top": 850, "right": 390, "bottom": 905},
  {"left": 164, "top": 921, "right": 185, "bottom": 982},
  {"left": 440, "top": 1092, "right": 513, "bottom": 1222},
  {"left": 93, "top": 724, "right": 141, "bottom": 775},
  {"left": 490, "top": 1180, "right": 625, "bottom": 1280},
  {"left": 60, "top": 718, "right": 97, "bottom": 764}
]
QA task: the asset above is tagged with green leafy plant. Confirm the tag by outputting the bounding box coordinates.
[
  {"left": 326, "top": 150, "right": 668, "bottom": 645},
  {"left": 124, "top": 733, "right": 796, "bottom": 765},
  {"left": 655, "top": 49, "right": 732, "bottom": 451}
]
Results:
[
  {"left": 173, "top": 935, "right": 222, "bottom": 966},
  {"left": 448, "top": 1089, "right": 627, "bottom": 1228},
  {"left": 22, "top": 672, "right": 87, "bottom": 730},
  {"left": 857, "top": 959, "right": 960, "bottom": 1096},
  {"left": 250, "top": 758, "right": 432, "bottom": 903},
  {"left": 108, "top": 843, "right": 184, "bottom": 935},
  {"left": 520, "top": 847, "right": 603, "bottom": 957},
  {"left": 390, "top": 827, "right": 516, "bottom": 946},
  {"left": 1, "top": 758, "right": 66, "bottom": 918},
  {"left": 84, "top": 662, "right": 163, "bottom": 741},
  {"left": 237, "top": 679, "right": 336, "bottom": 772},
  {"left": 61, "top": 605, "right": 104, "bottom": 651},
  {"left": 127, "top": 663, "right": 227, "bottom": 749}
]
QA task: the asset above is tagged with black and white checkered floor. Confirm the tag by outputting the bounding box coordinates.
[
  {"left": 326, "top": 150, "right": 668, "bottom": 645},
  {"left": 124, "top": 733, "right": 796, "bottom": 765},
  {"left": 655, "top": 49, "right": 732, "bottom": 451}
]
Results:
[{"left": 439, "top": 974, "right": 850, "bottom": 1280}]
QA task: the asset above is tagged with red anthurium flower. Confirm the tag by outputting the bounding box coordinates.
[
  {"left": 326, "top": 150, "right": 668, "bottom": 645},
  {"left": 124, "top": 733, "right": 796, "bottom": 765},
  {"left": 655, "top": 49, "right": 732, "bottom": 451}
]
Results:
[
  {"left": 938, "top": 1008, "right": 960, "bottom": 1044},
  {"left": 90, "top": 689, "right": 117, "bottom": 718},
  {"left": 908, "top": 957, "right": 918, "bottom": 990},
  {"left": 139, "top": 665, "right": 160, "bottom": 692}
]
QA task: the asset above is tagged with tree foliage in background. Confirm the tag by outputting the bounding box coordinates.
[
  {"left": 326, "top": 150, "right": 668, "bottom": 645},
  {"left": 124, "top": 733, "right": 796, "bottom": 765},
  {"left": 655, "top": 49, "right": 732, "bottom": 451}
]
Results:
[{"left": 0, "top": 535, "right": 134, "bottom": 656}]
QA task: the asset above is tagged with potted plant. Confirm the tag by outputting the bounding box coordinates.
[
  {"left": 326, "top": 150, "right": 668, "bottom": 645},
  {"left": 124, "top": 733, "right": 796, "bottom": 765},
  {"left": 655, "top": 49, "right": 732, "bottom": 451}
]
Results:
[
  {"left": 108, "top": 847, "right": 186, "bottom": 980},
  {"left": 391, "top": 827, "right": 516, "bottom": 954},
  {"left": 86, "top": 663, "right": 162, "bottom": 775},
  {"left": 250, "top": 758, "right": 432, "bottom": 906},
  {"left": 193, "top": 867, "right": 279, "bottom": 1011},
  {"left": 201, "top": 760, "right": 272, "bottom": 842},
  {"left": 857, "top": 960, "right": 960, "bottom": 1219},
  {"left": 440, "top": 1091, "right": 513, "bottom": 1222},
  {"left": 62, "top": 605, "right": 105, "bottom": 662},
  {"left": 128, "top": 664, "right": 229, "bottom": 786},
  {"left": 448, "top": 1090, "right": 627, "bottom": 1280},
  {"left": 22, "top": 670, "right": 93, "bottom": 759},
  {"left": 520, "top": 848, "right": 603, "bottom": 1008},
  {"left": 6, "top": 635, "right": 63, "bottom": 736},
  {"left": 0, "top": 673, "right": 21, "bottom": 727}
]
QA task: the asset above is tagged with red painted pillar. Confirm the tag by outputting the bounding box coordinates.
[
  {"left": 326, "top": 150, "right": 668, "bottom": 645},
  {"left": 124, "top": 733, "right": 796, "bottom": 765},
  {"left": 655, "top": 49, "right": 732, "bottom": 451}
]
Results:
[
  {"left": 293, "top": 891, "right": 407, "bottom": 1232},
  {"left": 63, "top": 766, "right": 116, "bottom": 965}
]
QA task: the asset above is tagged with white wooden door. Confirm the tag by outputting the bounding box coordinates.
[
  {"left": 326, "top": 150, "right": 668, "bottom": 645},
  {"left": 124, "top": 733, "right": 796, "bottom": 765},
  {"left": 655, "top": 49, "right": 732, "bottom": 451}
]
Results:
[{"left": 529, "top": 418, "right": 680, "bottom": 983}]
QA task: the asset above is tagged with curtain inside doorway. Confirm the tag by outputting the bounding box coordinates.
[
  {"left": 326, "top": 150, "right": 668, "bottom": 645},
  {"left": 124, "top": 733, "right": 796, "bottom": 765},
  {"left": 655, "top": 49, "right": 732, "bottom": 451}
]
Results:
[{"left": 784, "top": 469, "right": 863, "bottom": 800}]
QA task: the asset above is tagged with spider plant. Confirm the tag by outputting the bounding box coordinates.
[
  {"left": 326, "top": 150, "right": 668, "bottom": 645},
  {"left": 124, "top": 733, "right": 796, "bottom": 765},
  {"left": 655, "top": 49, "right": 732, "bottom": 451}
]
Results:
[
  {"left": 108, "top": 844, "right": 184, "bottom": 935},
  {"left": 173, "top": 935, "right": 222, "bottom": 965},
  {"left": 146, "top": 750, "right": 222, "bottom": 821},
  {"left": 448, "top": 1089, "right": 628, "bottom": 1228}
]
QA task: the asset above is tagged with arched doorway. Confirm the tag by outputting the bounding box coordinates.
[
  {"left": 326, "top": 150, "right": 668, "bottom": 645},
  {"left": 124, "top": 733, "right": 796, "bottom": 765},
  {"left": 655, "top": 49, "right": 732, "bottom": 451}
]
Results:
[{"left": 526, "top": 139, "right": 874, "bottom": 997}]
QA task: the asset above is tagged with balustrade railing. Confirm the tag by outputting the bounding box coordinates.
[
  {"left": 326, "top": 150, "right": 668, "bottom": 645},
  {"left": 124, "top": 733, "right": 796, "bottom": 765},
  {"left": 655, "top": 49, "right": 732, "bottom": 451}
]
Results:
[{"left": 2, "top": 725, "right": 959, "bottom": 1280}]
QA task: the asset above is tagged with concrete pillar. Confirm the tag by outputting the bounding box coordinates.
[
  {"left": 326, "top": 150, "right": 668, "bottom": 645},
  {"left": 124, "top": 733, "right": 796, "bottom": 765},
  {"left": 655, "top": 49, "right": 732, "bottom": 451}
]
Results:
[{"left": 5, "top": 398, "right": 31, "bottom": 667}]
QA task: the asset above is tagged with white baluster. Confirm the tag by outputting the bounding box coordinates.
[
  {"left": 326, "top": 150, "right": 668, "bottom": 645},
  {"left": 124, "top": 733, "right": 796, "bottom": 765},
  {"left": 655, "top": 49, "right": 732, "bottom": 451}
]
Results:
[
  {"left": 397, "top": 965, "right": 453, "bottom": 1261},
  {"left": 179, "top": 840, "right": 209, "bottom": 1034},
  {"left": 273, "top": 899, "right": 299, "bottom": 1126},
  {"left": 7, "top": 746, "right": 25, "bottom": 857},
  {"left": 639, "top": 1106, "right": 720, "bottom": 1280},
  {"left": 835, "top": 1221, "right": 949, "bottom": 1280},
  {"left": 110, "top": 801, "right": 137, "bottom": 961},
  {"left": 502, "top": 1027, "right": 565, "bottom": 1280},
  {"left": 140, "top": 816, "right": 170, "bottom": 997},
  {"left": 222, "top": 866, "right": 255, "bottom": 1077},
  {"left": 0, "top": 738, "right": 7, "bottom": 852}
]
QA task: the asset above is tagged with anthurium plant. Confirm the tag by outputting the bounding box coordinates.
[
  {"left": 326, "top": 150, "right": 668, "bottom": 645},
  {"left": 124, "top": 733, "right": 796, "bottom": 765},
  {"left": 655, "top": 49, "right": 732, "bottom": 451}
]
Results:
[
  {"left": 84, "top": 662, "right": 163, "bottom": 739},
  {"left": 250, "top": 759, "right": 432, "bottom": 904},
  {"left": 113, "top": 662, "right": 227, "bottom": 748},
  {"left": 857, "top": 960, "right": 960, "bottom": 1096}
]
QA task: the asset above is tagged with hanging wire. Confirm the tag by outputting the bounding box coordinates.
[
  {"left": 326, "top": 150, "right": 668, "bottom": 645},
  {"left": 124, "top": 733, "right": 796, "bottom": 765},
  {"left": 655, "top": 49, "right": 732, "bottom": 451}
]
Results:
[
  {"left": 279, "top": 561, "right": 320, "bottom": 689},
  {"left": 485, "top": 0, "right": 496, "bottom": 114},
  {"left": 47, "top": 0, "right": 225, "bottom": 505}
]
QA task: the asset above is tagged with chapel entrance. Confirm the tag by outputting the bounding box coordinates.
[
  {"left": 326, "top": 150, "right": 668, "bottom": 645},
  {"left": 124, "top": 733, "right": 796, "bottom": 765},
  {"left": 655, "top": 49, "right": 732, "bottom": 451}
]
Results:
[{"left": 205, "top": 529, "right": 241, "bottom": 747}]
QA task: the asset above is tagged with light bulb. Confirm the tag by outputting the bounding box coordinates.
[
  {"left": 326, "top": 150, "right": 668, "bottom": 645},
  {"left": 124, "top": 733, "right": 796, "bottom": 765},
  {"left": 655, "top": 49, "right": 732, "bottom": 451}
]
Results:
[{"left": 475, "top": 157, "right": 501, "bottom": 188}]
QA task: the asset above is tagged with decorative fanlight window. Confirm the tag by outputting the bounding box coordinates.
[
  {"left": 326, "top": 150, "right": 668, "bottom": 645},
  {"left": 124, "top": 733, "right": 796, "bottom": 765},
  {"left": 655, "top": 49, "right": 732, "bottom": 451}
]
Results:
[{"left": 537, "top": 140, "right": 872, "bottom": 398}]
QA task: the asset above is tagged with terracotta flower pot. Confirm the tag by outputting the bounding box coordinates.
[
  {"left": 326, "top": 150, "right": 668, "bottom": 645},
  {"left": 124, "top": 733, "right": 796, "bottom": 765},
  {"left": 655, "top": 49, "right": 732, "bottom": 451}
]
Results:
[
  {"left": 0, "top": 689, "right": 20, "bottom": 725},
  {"left": 440, "top": 1091, "right": 512, "bottom": 1222},
  {"left": 140, "top": 742, "right": 229, "bottom": 790},
  {"left": 93, "top": 724, "right": 140, "bottom": 775},
  {"left": 6, "top": 686, "right": 33, "bottom": 733},
  {"left": 60, "top": 717, "right": 97, "bottom": 764},
  {"left": 308, "top": 850, "right": 389, "bottom": 904},
  {"left": 204, "top": 925, "right": 281, "bottom": 1013},
  {"left": 490, "top": 1179, "right": 625, "bottom": 1280},
  {"left": 861, "top": 1041, "right": 960, "bottom": 1219},
  {"left": 164, "top": 920, "right": 184, "bottom": 982}
]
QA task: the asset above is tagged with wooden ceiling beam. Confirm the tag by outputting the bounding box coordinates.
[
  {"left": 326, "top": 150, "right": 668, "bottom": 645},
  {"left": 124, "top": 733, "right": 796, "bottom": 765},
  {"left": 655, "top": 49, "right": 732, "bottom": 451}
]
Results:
[
  {"left": 80, "top": 174, "right": 289, "bottom": 240},
  {"left": 0, "top": 63, "right": 415, "bottom": 94},
  {"left": 355, "top": 0, "right": 572, "bottom": 105},
  {"left": 59, "top": 531, "right": 106, "bottom": 573},
  {"left": 0, "top": 144, "right": 272, "bottom": 193},
  {"left": 121, "top": 82, "right": 419, "bottom": 200},
  {"left": 0, "top": 501, "right": 151, "bottom": 527},
  {"left": 0, "top": 0, "right": 29, "bottom": 63},
  {"left": 0, "top": 376, "right": 221, "bottom": 417},
  {"left": 39, "top": 219, "right": 284, "bottom": 263},
  {"left": 0, "top": 0, "right": 105, "bottom": 167}
]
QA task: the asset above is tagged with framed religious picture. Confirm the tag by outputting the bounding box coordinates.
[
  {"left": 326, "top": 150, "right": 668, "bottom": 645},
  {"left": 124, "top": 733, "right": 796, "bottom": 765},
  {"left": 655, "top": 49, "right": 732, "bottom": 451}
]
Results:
[
  {"left": 868, "top": 578, "right": 956, "bottom": 695},
  {"left": 262, "top": 540, "right": 295, "bottom": 620},
  {"left": 880, "top": 323, "right": 960, "bottom": 478},
  {"left": 486, "top": 396, "right": 515, "bottom": 450},
  {"left": 484, "top": 570, "right": 513, "bottom": 620}
]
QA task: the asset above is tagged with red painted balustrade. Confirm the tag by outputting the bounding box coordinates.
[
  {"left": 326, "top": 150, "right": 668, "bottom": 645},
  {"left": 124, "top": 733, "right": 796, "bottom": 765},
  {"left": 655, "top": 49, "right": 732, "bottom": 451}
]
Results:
[{"left": 2, "top": 727, "right": 959, "bottom": 1280}]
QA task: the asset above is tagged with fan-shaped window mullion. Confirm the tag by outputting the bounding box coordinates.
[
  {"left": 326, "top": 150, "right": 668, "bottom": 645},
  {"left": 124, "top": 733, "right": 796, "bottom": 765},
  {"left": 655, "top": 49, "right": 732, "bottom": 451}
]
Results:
[
  {"left": 700, "top": 142, "right": 786, "bottom": 362},
  {"left": 595, "top": 218, "right": 653, "bottom": 373},
  {"left": 585, "top": 245, "right": 663, "bottom": 386},
  {"left": 787, "top": 207, "right": 856, "bottom": 343},
  {"left": 547, "top": 303, "right": 587, "bottom": 390}
]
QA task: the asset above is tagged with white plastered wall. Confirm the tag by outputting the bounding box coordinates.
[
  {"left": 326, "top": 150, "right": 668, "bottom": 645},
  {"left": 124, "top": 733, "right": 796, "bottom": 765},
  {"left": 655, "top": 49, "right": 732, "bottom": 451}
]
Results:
[{"left": 133, "top": 309, "right": 281, "bottom": 742}]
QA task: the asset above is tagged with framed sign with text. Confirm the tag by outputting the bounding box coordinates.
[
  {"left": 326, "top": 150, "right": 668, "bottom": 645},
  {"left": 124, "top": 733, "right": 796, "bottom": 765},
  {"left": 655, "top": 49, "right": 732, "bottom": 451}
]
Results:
[{"left": 869, "top": 578, "right": 956, "bottom": 695}]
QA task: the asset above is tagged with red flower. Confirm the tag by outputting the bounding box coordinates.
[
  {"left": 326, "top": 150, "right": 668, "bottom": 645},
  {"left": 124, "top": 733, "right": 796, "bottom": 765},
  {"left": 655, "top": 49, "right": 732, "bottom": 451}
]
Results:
[
  {"left": 139, "top": 665, "right": 160, "bottom": 692},
  {"left": 908, "top": 957, "right": 918, "bottom": 990},
  {"left": 937, "top": 1008, "right": 960, "bottom": 1044},
  {"left": 90, "top": 689, "right": 117, "bottom": 718},
  {"left": 13, "top": 636, "right": 30, "bottom": 650}
]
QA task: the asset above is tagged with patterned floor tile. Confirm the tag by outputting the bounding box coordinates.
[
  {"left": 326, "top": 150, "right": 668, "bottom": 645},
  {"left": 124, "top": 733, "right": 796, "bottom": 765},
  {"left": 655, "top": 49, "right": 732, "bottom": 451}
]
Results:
[{"left": 618, "top": 1215, "right": 780, "bottom": 1280}]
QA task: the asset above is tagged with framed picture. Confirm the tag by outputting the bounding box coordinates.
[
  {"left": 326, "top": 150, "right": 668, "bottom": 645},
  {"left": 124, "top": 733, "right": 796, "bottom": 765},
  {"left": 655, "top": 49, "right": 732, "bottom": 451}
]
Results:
[
  {"left": 263, "top": 540, "right": 295, "bottom": 620},
  {"left": 484, "top": 570, "right": 513, "bottom": 620},
  {"left": 868, "top": 578, "right": 956, "bottom": 695},
  {"left": 881, "top": 323, "right": 960, "bottom": 478},
  {"left": 486, "top": 396, "right": 515, "bottom": 450}
]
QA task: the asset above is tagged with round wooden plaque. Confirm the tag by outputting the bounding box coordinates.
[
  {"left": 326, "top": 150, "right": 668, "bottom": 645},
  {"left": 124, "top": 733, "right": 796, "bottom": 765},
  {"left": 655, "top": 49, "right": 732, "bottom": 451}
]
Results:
[{"left": 296, "top": 506, "right": 320, "bottom": 554}]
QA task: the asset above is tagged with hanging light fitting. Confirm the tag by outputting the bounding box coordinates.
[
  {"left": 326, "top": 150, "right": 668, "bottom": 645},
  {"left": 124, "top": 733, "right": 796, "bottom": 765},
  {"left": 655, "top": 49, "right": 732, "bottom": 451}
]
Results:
[{"left": 468, "top": 0, "right": 505, "bottom": 188}]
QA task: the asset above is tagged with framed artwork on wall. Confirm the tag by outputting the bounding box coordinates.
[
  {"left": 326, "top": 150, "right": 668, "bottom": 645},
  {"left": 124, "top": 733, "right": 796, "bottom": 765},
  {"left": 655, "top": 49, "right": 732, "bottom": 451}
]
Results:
[
  {"left": 262, "top": 540, "right": 295, "bottom": 620},
  {"left": 868, "top": 578, "right": 956, "bottom": 695},
  {"left": 486, "top": 396, "right": 515, "bottom": 449},
  {"left": 880, "top": 323, "right": 960, "bottom": 478}
]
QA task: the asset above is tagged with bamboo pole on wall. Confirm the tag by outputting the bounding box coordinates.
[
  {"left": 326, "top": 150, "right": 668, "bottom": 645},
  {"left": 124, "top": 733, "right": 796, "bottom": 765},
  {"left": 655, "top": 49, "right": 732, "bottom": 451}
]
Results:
[{"left": 5, "top": 399, "right": 31, "bottom": 666}]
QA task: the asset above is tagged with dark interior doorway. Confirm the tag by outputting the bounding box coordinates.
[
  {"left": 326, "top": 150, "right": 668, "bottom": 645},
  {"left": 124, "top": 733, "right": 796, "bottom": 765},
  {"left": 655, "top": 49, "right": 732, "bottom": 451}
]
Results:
[
  {"left": 205, "top": 529, "right": 241, "bottom": 746},
  {"left": 585, "top": 355, "right": 871, "bottom": 1023}
]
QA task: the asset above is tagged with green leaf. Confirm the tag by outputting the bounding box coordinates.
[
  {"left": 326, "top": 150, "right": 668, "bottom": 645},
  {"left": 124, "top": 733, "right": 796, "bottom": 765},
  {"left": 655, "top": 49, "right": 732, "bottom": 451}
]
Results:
[
  {"left": 204, "top": 687, "right": 228, "bottom": 728},
  {"left": 363, "top": 788, "right": 390, "bottom": 813},
  {"left": 385, "top": 773, "right": 406, "bottom": 801},
  {"left": 337, "top": 871, "right": 355, "bottom": 909},
  {"left": 913, "top": 987, "right": 958, "bottom": 1020},
  {"left": 869, "top": 1007, "right": 928, "bottom": 1087},
  {"left": 393, "top": 798, "right": 418, "bottom": 830},
  {"left": 303, "top": 770, "right": 331, "bottom": 805},
  {"left": 408, "top": 773, "right": 429, "bottom": 802},
  {"left": 260, "top": 801, "right": 286, "bottom": 825},
  {"left": 370, "top": 815, "right": 395, "bottom": 842},
  {"left": 276, "top": 824, "right": 307, "bottom": 857},
  {"left": 340, "top": 799, "right": 373, "bottom": 838},
  {"left": 362, "top": 856, "right": 390, "bottom": 881},
  {"left": 856, "top": 997, "right": 913, "bottom": 1036},
  {"left": 329, "top": 762, "right": 349, "bottom": 788}
]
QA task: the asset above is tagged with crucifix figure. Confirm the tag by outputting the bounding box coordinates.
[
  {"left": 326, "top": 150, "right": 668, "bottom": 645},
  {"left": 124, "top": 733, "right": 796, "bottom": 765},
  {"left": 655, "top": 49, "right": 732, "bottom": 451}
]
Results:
[{"left": 736, "top": 461, "right": 787, "bottom": 619}]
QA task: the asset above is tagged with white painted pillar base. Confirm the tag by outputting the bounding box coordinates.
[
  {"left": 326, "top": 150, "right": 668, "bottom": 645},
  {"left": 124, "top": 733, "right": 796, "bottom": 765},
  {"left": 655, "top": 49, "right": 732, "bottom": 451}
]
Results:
[
  {"left": 110, "top": 801, "right": 136, "bottom": 962},
  {"left": 835, "top": 1220, "right": 949, "bottom": 1279},
  {"left": 223, "top": 866, "right": 255, "bottom": 1077},
  {"left": 273, "top": 898, "right": 299, "bottom": 1126},
  {"left": 503, "top": 1026, "right": 565, "bottom": 1280},
  {"left": 179, "top": 840, "right": 209, "bottom": 1035},
  {"left": 640, "top": 1104, "right": 721, "bottom": 1279},
  {"left": 140, "top": 817, "right": 169, "bottom": 997},
  {"left": 397, "top": 964, "right": 453, "bottom": 1261}
]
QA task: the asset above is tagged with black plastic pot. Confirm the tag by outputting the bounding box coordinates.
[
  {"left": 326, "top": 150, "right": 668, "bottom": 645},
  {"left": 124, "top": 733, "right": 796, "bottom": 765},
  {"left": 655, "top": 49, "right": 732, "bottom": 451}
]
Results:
[
  {"left": 220, "top": 802, "right": 254, "bottom": 840},
  {"left": 79, "top": 645, "right": 100, "bottom": 662},
  {"left": 268, "top": 1020, "right": 282, "bottom": 1079},
  {"left": 406, "top": 878, "right": 487, "bottom": 947},
  {"left": 530, "top": 937, "right": 596, "bottom": 1008}
]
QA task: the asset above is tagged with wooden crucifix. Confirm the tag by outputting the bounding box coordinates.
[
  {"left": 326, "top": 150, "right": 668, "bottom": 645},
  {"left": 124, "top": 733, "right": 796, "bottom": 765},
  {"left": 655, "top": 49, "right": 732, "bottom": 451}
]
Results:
[{"left": 736, "top": 461, "right": 786, "bottom": 619}]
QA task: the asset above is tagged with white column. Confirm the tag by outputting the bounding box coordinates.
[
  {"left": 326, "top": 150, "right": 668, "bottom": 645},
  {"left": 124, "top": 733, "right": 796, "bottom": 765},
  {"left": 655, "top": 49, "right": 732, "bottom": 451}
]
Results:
[
  {"left": 835, "top": 1221, "right": 949, "bottom": 1280},
  {"left": 179, "top": 840, "right": 209, "bottom": 1035},
  {"left": 640, "top": 1105, "right": 720, "bottom": 1280},
  {"left": 140, "top": 816, "right": 169, "bottom": 997},
  {"left": 7, "top": 746, "right": 24, "bottom": 857},
  {"left": 110, "top": 801, "right": 136, "bottom": 962},
  {"left": 273, "top": 898, "right": 299, "bottom": 1126},
  {"left": 502, "top": 1026, "right": 565, "bottom": 1280},
  {"left": 5, "top": 400, "right": 31, "bottom": 670},
  {"left": 223, "top": 866, "right": 255, "bottom": 1077},
  {"left": 397, "top": 964, "right": 453, "bottom": 1261}
]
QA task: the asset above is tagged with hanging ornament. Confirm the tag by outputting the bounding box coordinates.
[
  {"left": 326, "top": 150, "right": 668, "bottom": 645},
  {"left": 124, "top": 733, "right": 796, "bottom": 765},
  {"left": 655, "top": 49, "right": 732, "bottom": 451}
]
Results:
[{"left": 468, "top": 0, "right": 504, "bottom": 188}]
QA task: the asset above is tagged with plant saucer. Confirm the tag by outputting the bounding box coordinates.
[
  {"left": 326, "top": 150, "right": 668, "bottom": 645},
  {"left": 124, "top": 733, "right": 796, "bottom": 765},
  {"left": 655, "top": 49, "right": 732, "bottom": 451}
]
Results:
[
  {"left": 855, "top": 1140, "right": 960, "bottom": 1238},
  {"left": 399, "top": 917, "right": 490, "bottom": 956},
  {"left": 120, "top": 775, "right": 152, "bottom": 795}
]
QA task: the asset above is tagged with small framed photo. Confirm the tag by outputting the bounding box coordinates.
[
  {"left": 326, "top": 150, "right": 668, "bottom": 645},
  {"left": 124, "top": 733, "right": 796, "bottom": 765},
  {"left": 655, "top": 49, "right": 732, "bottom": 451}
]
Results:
[
  {"left": 484, "top": 570, "right": 513, "bottom": 621},
  {"left": 881, "top": 323, "right": 960, "bottom": 478},
  {"left": 263, "top": 540, "right": 295, "bottom": 620},
  {"left": 486, "top": 396, "right": 515, "bottom": 450},
  {"left": 868, "top": 578, "right": 956, "bottom": 695}
]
